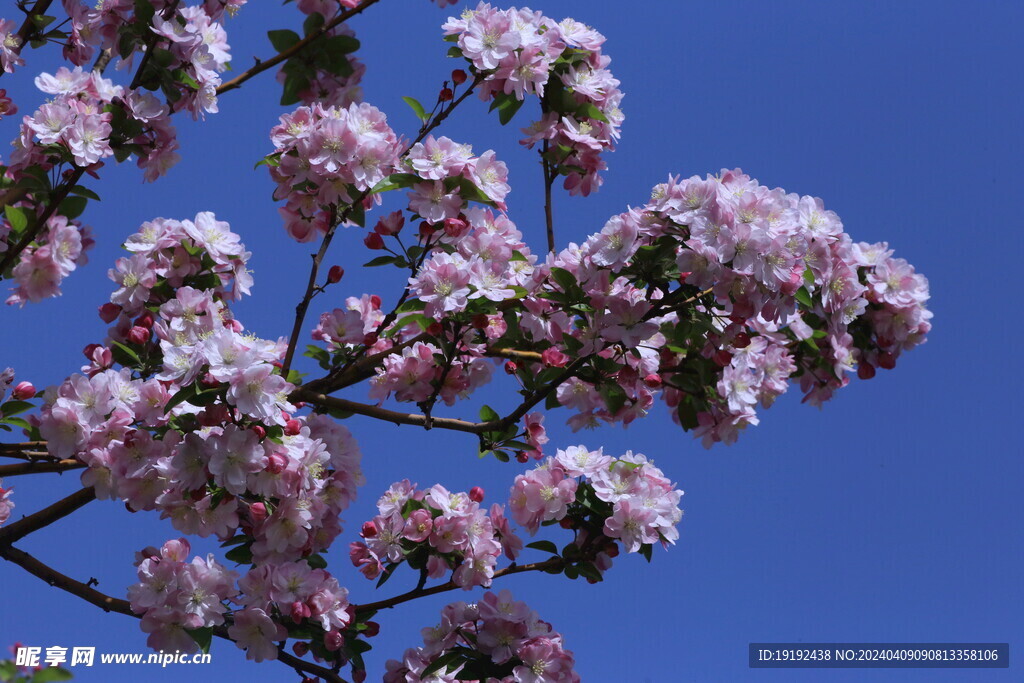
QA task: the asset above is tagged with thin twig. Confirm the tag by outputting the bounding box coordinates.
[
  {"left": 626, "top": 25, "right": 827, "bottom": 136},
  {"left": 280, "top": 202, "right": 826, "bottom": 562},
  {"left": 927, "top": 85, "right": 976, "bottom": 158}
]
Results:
[
  {"left": 0, "top": 486, "right": 95, "bottom": 545},
  {"left": 0, "top": 0, "right": 55, "bottom": 81},
  {"left": 216, "top": 0, "right": 383, "bottom": 95},
  {"left": 0, "top": 459, "right": 83, "bottom": 477}
]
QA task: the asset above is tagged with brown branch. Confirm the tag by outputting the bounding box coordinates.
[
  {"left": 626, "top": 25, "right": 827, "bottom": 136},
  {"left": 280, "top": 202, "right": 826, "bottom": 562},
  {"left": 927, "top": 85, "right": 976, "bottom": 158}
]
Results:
[
  {"left": 128, "top": 0, "right": 181, "bottom": 90},
  {"left": 292, "top": 390, "right": 484, "bottom": 434},
  {"left": 485, "top": 348, "right": 543, "bottom": 363},
  {"left": 355, "top": 556, "right": 563, "bottom": 614},
  {"left": 0, "top": 543, "right": 134, "bottom": 614},
  {"left": 541, "top": 139, "right": 556, "bottom": 253},
  {"left": 0, "top": 486, "right": 95, "bottom": 544},
  {"left": 0, "top": 459, "right": 83, "bottom": 477},
  {"left": 216, "top": 0, "right": 382, "bottom": 95},
  {"left": 0, "top": 441, "right": 50, "bottom": 460}
]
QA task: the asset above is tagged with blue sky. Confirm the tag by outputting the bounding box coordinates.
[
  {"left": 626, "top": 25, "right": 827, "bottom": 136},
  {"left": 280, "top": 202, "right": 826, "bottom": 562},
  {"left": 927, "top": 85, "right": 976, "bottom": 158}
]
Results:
[{"left": 1, "top": 1, "right": 1021, "bottom": 681}]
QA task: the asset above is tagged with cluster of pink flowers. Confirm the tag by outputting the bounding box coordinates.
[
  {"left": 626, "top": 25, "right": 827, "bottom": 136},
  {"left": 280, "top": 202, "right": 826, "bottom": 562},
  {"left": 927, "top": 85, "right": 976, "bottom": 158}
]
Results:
[
  {"left": 312, "top": 294, "right": 384, "bottom": 351},
  {"left": 444, "top": 3, "right": 624, "bottom": 196},
  {"left": 7, "top": 66, "right": 180, "bottom": 181},
  {"left": 57, "top": 1, "right": 234, "bottom": 118},
  {"left": 5, "top": 214, "right": 94, "bottom": 306},
  {"left": 232, "top": 559, "right": 352, "bottom": 661},
  {"left": 384, "top": 590, "right": 578, "bottom": 683},
  {"left": 350, "top": 481, "right": 523, "bottom": 590},
  {"left": 31, "top": 215, "right": 362, "bottom": 562},
  {"left": 268, "top": 102, "right": 403, "bottom": 241},
  {"left": 0, "top": 87, "right": 15, "bottom": 120},
  {"left": 367, "top": 339, "right": 493, "bottom": 406},
  {"left": 512, "top": 446, "right": 683, "bottom": 557},
  {"left": 128, "top": 538, "right": 239, "bottom": 653}
]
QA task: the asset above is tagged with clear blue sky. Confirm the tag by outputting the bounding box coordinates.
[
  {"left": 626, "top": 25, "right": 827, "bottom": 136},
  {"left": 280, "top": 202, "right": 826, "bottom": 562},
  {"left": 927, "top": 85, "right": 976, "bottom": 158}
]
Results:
[{"left": 1, "top": 1, "right": 1021, "bottom": 681}]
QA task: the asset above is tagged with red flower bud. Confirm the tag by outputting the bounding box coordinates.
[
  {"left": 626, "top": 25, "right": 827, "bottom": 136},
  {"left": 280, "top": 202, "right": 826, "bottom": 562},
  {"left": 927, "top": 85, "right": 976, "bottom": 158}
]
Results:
[
  {"left": 284, "top": 418, "right": 302, "bottom": 436},
  {"left": 292, "top": 642, "right": 309, "bottom": 657},
  {"left": 252, "top": 425, "right": 267, "bottom": 440},
  {"left": 250, "top": 502, "right": 268, "bottom": 523},
  {"left": 361, "top": 521, "right": 378, "bottom": 538},
  {"left": 712, "top": 349, "right": 732, "bottom": 367},
  {"left": 98, "top": 302, "right": 122, "bottom": 323},
  {"left": 604, "top": 542, "right": 620, "bottom": 558},
  {"left": 265, "top": 452, "right": 287, "bottom": 474},
  {"left": 504, "top": 360, "right": 518, "bottom": 374},
  {"left": 324, "top": 630, "right": 345, "bottom": 652},
  {"left": 443, "top": 216, "right": 468, "bottom": 237},
  {"left": 290, "top": 601, "right": 311, "bottom": 623},
  {"left": 878, "top": 351, "right": 897, "bottom": 370},
  {"left": 469, "top": 486, "right": 485, "bottom": 503},
  {"left": 471, "top": 314, "right": 489, "bottom": 329},
  {"left": 419, "top": 221, "right": 436, "bottom": 238},
  {"left": 732, "top": 332, "right": 751, "bottom": 349},
  {"left": 439, "top": 87, "right": 453, "bottom": 102},
  {"left": 427, "top": 322, "right": 443, "bottom": 336},
  {"left": 327, "top": 265, "right": 344, "bottom": 284},
  {"left": 643, "top": 373, "right": 663, "bottom": 389},
  {"left": 135, "top": 311, "right": 154, "bottom": 329},
  {"left": 127, "top": 326, "right": 150, "bottom": 345},
  {"left": 363, "top": 232, "right": 385, "bottom": 250},
  {"left": 516, "top": 451, "right": 529, "bottom": 463},
  {"left": 362, "top": 332, "right": 379, "bottom": 347},
  {"left": 857, "top": 362, "right": 876, "bottom": 380},
  {"left": 352, "top": 670, "right": 367, "bottom": 683},
  {"left": 451, "top": 69, "right": 467, "bottom": 85},
  {"left": 559, "top": 517, "right": 574, "bottom": 529},
  {"left": 12, "top": 381, "right": 35, "bottom": 400},
  {"left": 363, "top": 621, "right": 380, "bottom": 637},
  {"left": 541, "top": 347, "right": 569, "bottom": 368}
]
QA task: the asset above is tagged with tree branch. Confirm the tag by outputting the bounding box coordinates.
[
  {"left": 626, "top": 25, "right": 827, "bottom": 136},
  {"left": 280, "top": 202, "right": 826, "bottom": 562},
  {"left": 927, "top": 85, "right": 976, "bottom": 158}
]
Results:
[
  {"left": 0, "top": 543, "right": 134, "bottom": 614},
  {"left": 0, "top": 459, "right": 83, "bottom": 478},
  {"left": 0, "top": 441, "right": 50, "bottom": 460},
  {"left": 0, "top": 0, "right": 54, "bottom": 82},
  {"left": 355, "top": 557, "right": 563, "bottom": 614},
  {"left": 0, "top": 166, "right": 85, "bottom": 276},
  {"left": 216, "top": 0, "right": 382, "bottom": 96},
  {"left": 0, "top": 486, "right": 95, "bottom": 545}
]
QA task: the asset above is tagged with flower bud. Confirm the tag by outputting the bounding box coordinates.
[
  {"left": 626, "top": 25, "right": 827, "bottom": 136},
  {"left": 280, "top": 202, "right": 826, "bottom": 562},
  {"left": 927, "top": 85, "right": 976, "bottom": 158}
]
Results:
[
  {"left": 375, "top": 210, "right": 405, "bottom": 236},
  {"left": 127, "top": 326, "right": 150, "bottom": 345},
  {"left": 363, "top": 621, "right": 380, "bottom": 637},
  {"left": 732, "top": 332, "right": 751, "bottom": 349},
  {"left": 290, "top": 601, "right": 311, "bottom": 623},
  {"left": 504, "top": 361, "right": 518, "bottom": 374},
  {"left": 419, "top": 221, "right": 436, "bottom": 239},
  {"left": 541, "top": 347, "right": 569, "bottom": 368},
  {"left": 249, "top": 502, "right": 268, "bottom": 523},
  {"left": 469, "top": 486, "right": 485, "bottom": 503},
  {"left": 361, "top": 520, "right": 378, "bottom": 538},
  {"left": 324, "top": 630, "right": 345, "bottom": 651},
  {"left": 643, "top": 373, "right": 663, "bottom": 389},
  {"left": 439, "top": 87, "right": 453, "bottom": 102},
  {"left": 857, "top": 362, "right": 876, "bottom": 380},
  {"left": 878, "top": 351, "right": 896, "bottom": 370},
  {"left": 451, "top": 69, "right": 467, "bottom": 85},
  {"left": 284, "top": 418, "right": 302, "bottom": 436},
  {"left": 427, "top": 322, "right": 443, "bottom": 336},
  {"left": 559, "top": 517, "right": 574, "bottom": 529},
  {"left": 327, "top": 265, "right": 344, "bottom": 284},
  {"left": 362, "top": 332, "right": 379, "bottom": 348},
  {"left": 265, "top": 452, "right": 287, "bottom": 474},
  {"left": 135, "top": 311, "right": 154, "bottom": 329},
  {"left": 292, "top": 642, "right": 309, "bottom": 657},
  {"left": 443, "top": 216, "right": 468, "bottom": 237},
  {"left": 516, "top": 451, "right": 529, "bottom": 463},
  {"left": 712, "top": 349, "right": 732, "bottom": 367},
  {"left": 98, "top": 302, "right": 122, "bottom": 323},
  {"left": 12, "top": 381, "right": 35, "bottom": 400},
  {"left": 363, "top": 232, "right": 385, "bottom": 250},
  {"left": 252, "top": 425, "right": 267, "bottom": 440}
]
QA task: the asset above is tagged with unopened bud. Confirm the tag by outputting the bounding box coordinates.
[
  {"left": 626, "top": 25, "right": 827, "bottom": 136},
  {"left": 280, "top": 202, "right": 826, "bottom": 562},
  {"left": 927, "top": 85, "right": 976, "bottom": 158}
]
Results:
[
  {"left": 504, "top": 361, "right": 518, "bottom": 374},
  {"left": 265, "top": 452, "right": 287, "bottom": 474},
  {"left": 290, "top": 601, "right": 311, "bottom": 623},
  {"left": 363, "top": 232, "right": 385, "bottom": 250},
  {"left": 12, "top": 381, "right": 35, "bottom": 400},
  {"left": 857, "top": 362, "right": 876, "bottom": 380},
  {"left": 363, "top": 621, "right": 380, "bottom": 637},
  {"left": 878, "top": 352, "right": 896, "bottom": 370},
  {"left": 362, "top": 521, "right": 378, "bottom": 538},
  {"left": 439, "top": 87, "right": 453, "bottom": 102},
  {"left": 643, "top": 373, "right": 663, "bottom": 389},
  {"left": 327, "top": 265, "right": 344, "bottom": 284},
  {"left": 250, "top": 502, "right": 268, "bottom": 523},
  {"left": 451, "top": 69, "right": 467, "bottom": 85},
  {"left": 732, "top": 332, "right": 751, "bottom": 349},
  {"left": 284, "top": 418, "right": 302, "bottom": 436},
  {"left": 324, "top": 630, "right": 345, "bottom": 652},
  {"left": 98, "top": 302, "right": 122, "bottom": 323},
  {"left": 127, "top": 326, "right": 150, "bottom": 345},
  {"left": 252, "top": 425, "right": 267, "bottom": 440},
  {"left": 292, "top": 642, "right": 309, "bottom": 657},
  {"left": 469, "top": 486, "right": 485, "bottom": 503}
]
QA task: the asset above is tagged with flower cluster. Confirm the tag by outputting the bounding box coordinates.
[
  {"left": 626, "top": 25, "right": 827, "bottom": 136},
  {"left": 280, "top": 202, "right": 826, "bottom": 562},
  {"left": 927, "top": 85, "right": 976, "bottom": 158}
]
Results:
[
  {"left": 5, "top": 213, "right": 94, "bottom": 306},
  {"left": 58, "top": 1, "right": 233, "bottom": 117},
  {"left": 384, "top": 590, "right": 578, "bottom": 683},
  {"left": 512, "top": 446, "right": 683, "bottom": 557},
  {"left": 232, "top": 559, "right": 352, "bottom": 662},
  {"left": 7, "top": 66, "right": 180, "bottom": 180},
  {"left": 268, "top": 102, "right": 403, "bottom": 242},
  {"left": 444, "top": 3, "right": 624, "bottom": 196},
  {"left": 128, "top": 538, "right": 239, "bottom": 653},
  {"left": 350, "top": 481, "right": 523, "bottom": 590}
]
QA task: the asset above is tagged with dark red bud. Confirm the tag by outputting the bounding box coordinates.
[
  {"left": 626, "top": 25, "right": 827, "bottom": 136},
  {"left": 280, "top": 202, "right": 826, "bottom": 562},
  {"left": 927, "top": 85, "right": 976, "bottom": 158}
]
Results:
[
  {"left": 559, "top": 517, "right": 574, "bottom": 529},
  {"left": 878, "top": 352, "right": 896, "bottom": 370},
  {"left": 284, "top": 418, "right": 302, "bottom": 436},
  {"left": 98, "top": 302, "right": 122, "bottom": 323},
  {"left": 427, "top": 322, "right": 443, "bottom": 336},
  {"left": 12, "top": 381, "right": 35, "bottom": 400},
  {"left": 127, "top": 326, "right": 150, "bottom": 345},
  {"left": 712, "top": 349, "right": 732, "bottom": 367},
  {"left": 451, "top": 69, "right": 467, "bottom": 85},
  {"left": 439, "top": 87, "right": 453, "bottom": 102},
  {"left": 504, "top": 361, "right": 518, "bottom": 374},
  {"left": 733, "top": 332, "right": 751, "bottom": 349},
  {"left": 643, "top": 373, "right": 663, "bottom": 389},
  {"left": 516, "top": 451, "right": 529, "bottom": 463},
  {"left": 857, "top": 362, "right": 876, "bottom": 380},
  {"left": 292, "top": 642, "right": 309, "bottom": 657},
  {"left": 252, "top": 425, "right": 266, "bottom": 439},
  {"left": 363, "top": 621, "right": 380, "bottom": 637},
  {"left": 363, "top": 232, "right": 385, "bottom": 250},
  {"left": 469, "top": 486, "right": 485, "bottom": 503},
  {"left": 361, "top": 521, "right": 378, "bottom": 538},
  {"left": 327, "top": 265, "right": 344, "bottom": 284}
]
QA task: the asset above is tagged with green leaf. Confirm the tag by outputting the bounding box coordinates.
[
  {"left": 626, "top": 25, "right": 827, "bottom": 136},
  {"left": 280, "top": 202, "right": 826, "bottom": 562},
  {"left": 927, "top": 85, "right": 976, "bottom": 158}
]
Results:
[
  {"left": 303, "top": 11, "right": 326, "bottom": 36},
  {"left": 479, "top": 404, "right": 499, "bottom": 422},
  {"left": 111, "top": 341, "right": 142, "bottom": 367},
  {"left": 69, "top": 185, "right": 100, "bottom": 200},
  {"left": 267, "top": 29, "right": 301, "bottom": 52},
  {"left": 163, "top": 385, "right": 197, "bottom": 414},
  {"left": 375, "top": 562, "right": 399, "bottom": 588},
  {"left": 0, "top": 400, "right": 33, "bottom": 418},
  {"left": 322, "top": 35, "right": 360, "bottom": 55},
  {"left": 639, "top": 543, "right": 653, "bottom": 563},
  {"left": 402, "top": 96, "right": 429, "bottom": 122},
  {"left": 526, "top": 540, "right": 559, "bottom": 555},
  {"left": 498, "top": 96, "right": 525, "bottom": 125},
  {"left": 4, "top": 206, "right": 28, "bottom": 233},
  {"left": 306, "top": 553, "right": 328, "bottom": 569},
  {"left": 449, "top": 176, "right": 496, "bottom": 207},
  {"left": 576, "top": 562, "right": 603, "bottom": 582},
  {"left": 794, "top": 286, "right": 813, "bottom": 308},
  {"left": 421, "top": 650, "right": 464, "bottom": 678},
  {"left": 577, "top": 102, "right": 609, "bottom": 123},
  {"left": 185, "top": 627, "right": 214, "bottom": 654},
  {"left": 225, "top": 542, "right": 254, "bottom": 565},
  {"left": 371, "top": 172, "right": 420, "bottom": 194},
  {"left": 363, "top": 255, "right": 401, "bottom": 268},
  {"left": 0, "top": 416, "right": 31, "bottom": 430},
  {"left": 31, "top": 669, "right": 73, "bottom": 683}
]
